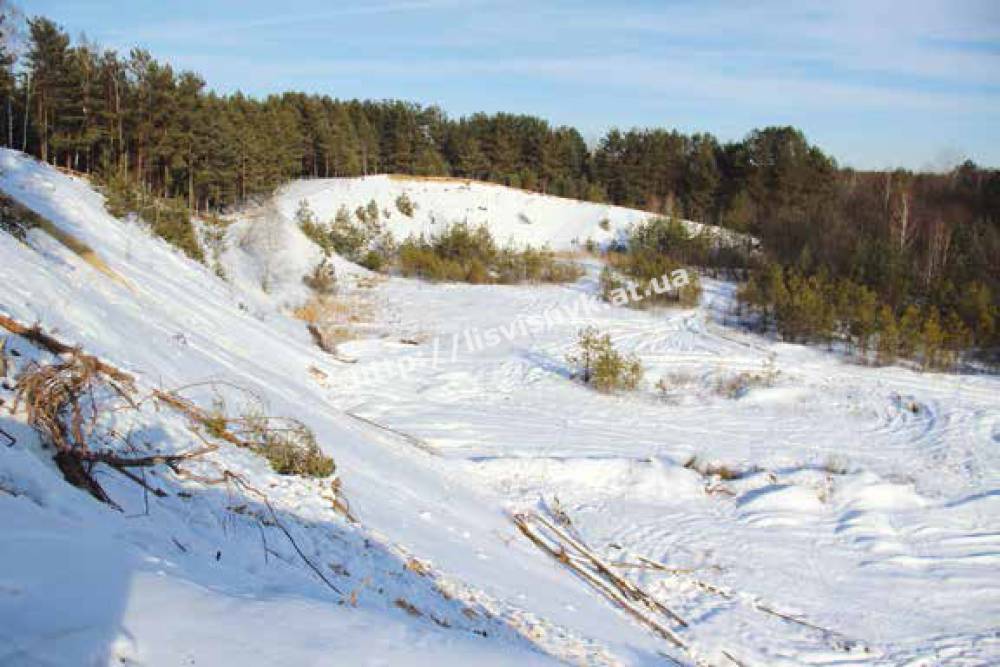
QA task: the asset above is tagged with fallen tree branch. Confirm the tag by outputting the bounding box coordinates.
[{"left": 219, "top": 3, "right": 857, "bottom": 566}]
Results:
[
  {"left": 512, "top": 512, "right": 691, "bottom": 655},
  {"left": 111, "top": 463, "right": 168, "bottom": 498},
  {"left": 79, "top": 445, "right": 218, "bottom": 468},
  {"left": 173, "top": 465, "right": 344, "bottom": 596},
  {"left": 0, "top": 313, "right": 133, "bottom": 384},
  {"left": 631, "top": 551, "right": 863, "bottom": 651},
  {"left": 532, "top": 511, "right": 689, "bottom": 628},
  {"left": 344, "top": 410, "right": 437, "bottom": 456}
]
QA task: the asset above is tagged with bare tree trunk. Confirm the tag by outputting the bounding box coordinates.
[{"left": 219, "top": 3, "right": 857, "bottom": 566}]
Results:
[
  {"left": 188, "top": 149, "right": 195, "bottom": 212},
  {"left": 21, "top": 73, "right": 30, "bottom": 152},
  {"left": 898, "top": 191, "right": 909, "bottom": 251},
  {"left": 114, "top": 75, "right": 124, "bottom": 174}
]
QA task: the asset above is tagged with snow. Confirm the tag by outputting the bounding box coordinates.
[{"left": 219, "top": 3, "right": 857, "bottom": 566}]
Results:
[
  {"left": 1, "top": 150, "right": 998, "bottom": 666},
  {"left": 276, "top": 174, "right": 740, "bottom": 252}
]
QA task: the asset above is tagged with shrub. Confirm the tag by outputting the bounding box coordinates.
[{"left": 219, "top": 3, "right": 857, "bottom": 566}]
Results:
[
  {"left": 494, "top": 244, "right": 584, "bottom": 284},
  {"left": 683, "top": 456, "right": 756, "bottom": 481},
  {"left": 355, "top": 199, "right": 381, "bottom": 233},
  {"left": 240, "top": 410, "right": 335, "bottom": 478},
  {"left": 204, "top": 398, "right": 230, "bottom": 440},
  {"left": 566, "top": 326, "right": 643, "bottom": 392},
  {"left": 601, "top": 217, "right": 704, "bottom": 308},
  {"left": 397, "top": 223, "right": 582, "bottom": 285},
  {"left": 328, "top": 206, "right": 366, "bottom": 260},
  {"left": 600, "top": 263, "right": 700, "bottom": 309},
  {"left": 465, "top": 257, "right": 490, "bottom": 283},
  {"left": 103, "top": 174, "right": 204, "bottom": 262},
  {"left": 712, "top": 358, "right": 777, "bottom": 399},
  {"left": 359, "top": 250, "right": 384, "bottom": 272},
  {"left": 655, "top": 371, "right": 697, "bottom": 402},
  {"left": 303, "top": 259, "right": 337, "bottom": 295},
  {"left": 395, "top": 192, "right": 416, "bottom": 217},
  {"left": 200, "top": 214, "right": 230, "bottom": 279},
  {"left": 327, "top": 203, "right": 394, "bottom": 271},
  {"left": 297, "top": 200, "right": 335, "bottom": 256}
]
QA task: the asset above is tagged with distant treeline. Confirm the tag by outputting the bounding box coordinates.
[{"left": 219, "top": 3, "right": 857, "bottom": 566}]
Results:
[{"left": 3, "top": 15, "right": 998, "bottom": 358}]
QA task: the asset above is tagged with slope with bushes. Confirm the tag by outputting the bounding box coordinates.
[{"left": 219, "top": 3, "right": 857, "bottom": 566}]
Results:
[{"left": 0, "top": 149, "right": 672, "bottom": 665}]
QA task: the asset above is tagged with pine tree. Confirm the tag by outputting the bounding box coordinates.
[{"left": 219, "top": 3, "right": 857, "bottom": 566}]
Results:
[
  {"left": 851, "top": 285, "right": 879, "bottom": 355},
  {"left": 25, "top": 17, "right": 71, "bottom": 163},
  {"left": 898, "top": 304, "right": 922, "bottom": 359},
  {"left": 941, "top": 310, "right": 969, "bottom": 370},
  {"left": 876, "top": 304, "right": 899, "bottom": 365},
  {"left": 921, "top": 308, "right": 944, "bottom": 370},
  {"left": 960, "top": 281, "right": 995, "bottom": 346},
  {"left": 683, "top": 133, "right": 719, "bottom": 222}
]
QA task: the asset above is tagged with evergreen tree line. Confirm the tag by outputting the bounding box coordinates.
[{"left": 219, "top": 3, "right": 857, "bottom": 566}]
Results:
[
  {"left": 3, "top": 14, "right": 998, "bottom": 358},
  {"left": 738, "top": 264, "right": 991, "bottom": 369}
]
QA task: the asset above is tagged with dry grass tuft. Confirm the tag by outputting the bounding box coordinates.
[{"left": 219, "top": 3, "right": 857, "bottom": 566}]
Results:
[
  {"left": 404, "top": 557, "right": 432, "bottom": 577},
  {"left": 387, "top": 173, "right": 474, "bottom": 186},
  {"left": 394, "top": 598, "right": 423, "bottom": 617},
  {"left": 294, "top": 293, "right": 375, "bottom": 353},
  {"left": 712, "top": 358, "right": 778, "bottom": 399},
  {"left": 354, "top": 274, "right": 386, "bottom": 289},
  {"left": 184, "top": 391, "right": 336, "bottom": 479},
  {"left": 683, "top": 456, "right": 759, "bottom": 481},
  {"left": 295, "top": 295, "right": 373, "bottom": 325}
]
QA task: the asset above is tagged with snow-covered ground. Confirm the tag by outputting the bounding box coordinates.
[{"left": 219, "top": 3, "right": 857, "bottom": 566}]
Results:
[
  {"left": 277, "top": 174, "right": 740, "bottom": 251},
  {"left": 1, "top": 150, "right": 998, "bottom": 666}
]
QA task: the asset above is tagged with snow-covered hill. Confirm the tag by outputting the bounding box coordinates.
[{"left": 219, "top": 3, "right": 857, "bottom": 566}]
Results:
[
  {"left": 276, "top": 174, "right": 738, "bottom": 251},
  {"left": 1, "top": 150, "right": 998, "bottom": 666},
  {"left": 224, "top": 173, "right": 750, "bottom": 307}
]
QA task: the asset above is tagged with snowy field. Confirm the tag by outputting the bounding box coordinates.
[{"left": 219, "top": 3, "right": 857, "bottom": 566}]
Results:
[{"left": 1, "top": 153, "right": 998, "bottom": 666}]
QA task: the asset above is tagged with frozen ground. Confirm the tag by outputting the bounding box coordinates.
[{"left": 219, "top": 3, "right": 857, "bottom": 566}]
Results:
[{"left": 1, "top": 153, "right": 997, "bottom": 666}]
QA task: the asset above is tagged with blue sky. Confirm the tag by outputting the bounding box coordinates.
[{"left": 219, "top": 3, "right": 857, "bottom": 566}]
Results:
[{"left": 26, "top": 0, "right": 1000, "bottom": 170}]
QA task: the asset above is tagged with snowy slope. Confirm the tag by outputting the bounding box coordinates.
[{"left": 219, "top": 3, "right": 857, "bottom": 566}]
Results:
[
  {"left": 0, "top": 150, "right": 665, "bottom": 665},
  {"left": 225, "top": 174, "right": 751, "bottom": 307},
  {"left": 1, "top": 150, "right": 999, "bottom": 666},
  {"left": 276, "top": 174, "right": 736, "bottom": 251}
]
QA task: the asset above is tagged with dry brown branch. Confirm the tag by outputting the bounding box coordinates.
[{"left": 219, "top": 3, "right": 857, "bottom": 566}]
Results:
[
  {"left": 110, "top": 464, "right": 168, "bottom": 498},
  {"left": 172, "top": 465, "right": 344, "bottom": 596},
  {"left": 80, "top": 445, "right": 218, "bottom": 468},
  {"left": 513, "top": 514, "right": 689, "bottom": 651},
  {"left": 0, "top": 315, "right": 226, "bottom": 505},
  {"left": 344, "top": 410, "right": 437, "bottom": 456},
  {"left": 0, "top": 313, "right": 133, "bottom": 384},
  {"left": 151, "top": 389, "right": 250, "bottom": 449},
  {"left": 722, "top": 650, "right": 748, "bottom": 667},
  {"left": 630, "top": 550, "right": 861, "bottom": 651},
  {"left": 512, "top": 512, "right": 690, "bottom": 654},
  {"left": 532, "top": 512, "right": 690, "bottom": 628},
  {"left": 11, "top": 352, "right": 131, "bottom": 504},
  {"left": 610, "top": 560, "right": 695, "bottom": 575}
]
